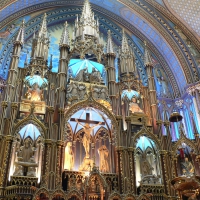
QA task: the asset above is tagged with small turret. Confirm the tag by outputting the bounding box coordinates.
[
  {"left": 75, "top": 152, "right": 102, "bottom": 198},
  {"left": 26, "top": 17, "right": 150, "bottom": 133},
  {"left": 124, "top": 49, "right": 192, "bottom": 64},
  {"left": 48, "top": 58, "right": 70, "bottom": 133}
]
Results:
[
  {"left": 15, "top": 20, "right": 25, "bottom": 45},
  {"left": 121, "top": 29, "right": 130, "bottom": 53},
  {"left": 38, "top": 13, "right": 48, "bottom": 39},
  {"left": 60, "top": 21, "right": 70, "bottom": 47},
  {"left": 106, "top": 30, "right": 114, "bottom": 54},
  {"left": 74, "top": 0, "right": 99, "bottom": 39},
  {"left": 144, "top": 41, "right": 153, "bottom": 67}
]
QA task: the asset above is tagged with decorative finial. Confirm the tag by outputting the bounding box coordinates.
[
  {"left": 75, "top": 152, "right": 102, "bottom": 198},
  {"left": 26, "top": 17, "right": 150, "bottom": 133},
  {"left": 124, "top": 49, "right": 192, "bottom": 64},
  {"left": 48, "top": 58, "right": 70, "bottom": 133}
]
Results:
[
  {"left": 144, "top": 41, "right": 153, "bottom": 66},
  {"left": 38, "top": 13, "right": 48, "bottom": 38},
  {"left": 106, "top": 30, "right": 114, "bottom": 54},
  {"left": 121, "top": 29, "right": 129, "bottom": 52},
  {"left": 15, "top": 19, "right": 25, "bottom": 44},
  {"left": 60, "top": 21, "right": 70, "bottom": 46}
]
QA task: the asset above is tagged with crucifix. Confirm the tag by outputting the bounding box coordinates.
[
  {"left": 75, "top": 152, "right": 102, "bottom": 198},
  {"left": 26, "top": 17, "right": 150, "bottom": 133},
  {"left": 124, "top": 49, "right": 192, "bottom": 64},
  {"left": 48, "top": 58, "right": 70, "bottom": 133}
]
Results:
[{"left": 70, "top": 113, "right": 105, "bottom": 158}]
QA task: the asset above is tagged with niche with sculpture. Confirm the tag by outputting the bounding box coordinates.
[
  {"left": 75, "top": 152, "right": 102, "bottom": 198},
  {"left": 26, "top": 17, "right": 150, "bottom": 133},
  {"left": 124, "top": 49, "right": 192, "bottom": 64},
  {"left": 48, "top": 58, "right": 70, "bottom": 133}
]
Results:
[
  {"left": 9, "top": 123, "right": 44, "bottom": 180},
  {"left": 64, "top": 107, "right": 114, "bottom": 174},
  {"left": 135, "top": 136, "right": 161, "bottom": 186},
  {"left": 175, "top": 142, "right": 199, "bottom": 177}
]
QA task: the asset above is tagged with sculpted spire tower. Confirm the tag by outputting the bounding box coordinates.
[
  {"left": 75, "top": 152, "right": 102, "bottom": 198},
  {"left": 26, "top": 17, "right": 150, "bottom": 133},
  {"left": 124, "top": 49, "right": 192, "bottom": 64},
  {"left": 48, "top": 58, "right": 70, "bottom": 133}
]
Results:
[{"left": 106, "top": 30, "right": 117, "bottom": 112}]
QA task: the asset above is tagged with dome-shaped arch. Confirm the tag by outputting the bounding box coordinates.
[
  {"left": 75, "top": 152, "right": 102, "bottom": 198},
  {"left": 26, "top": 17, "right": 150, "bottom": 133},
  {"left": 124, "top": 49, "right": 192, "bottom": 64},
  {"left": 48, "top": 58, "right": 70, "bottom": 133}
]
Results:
[{"left": 65, "top": 93, "right": 118, "bottom": 145}]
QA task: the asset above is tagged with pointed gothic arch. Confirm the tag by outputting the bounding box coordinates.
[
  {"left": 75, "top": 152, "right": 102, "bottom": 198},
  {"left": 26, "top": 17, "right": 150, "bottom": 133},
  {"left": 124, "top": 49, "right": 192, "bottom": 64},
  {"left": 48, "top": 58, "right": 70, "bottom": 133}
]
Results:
[
  {"left": 50, "top": 189, "right": 66, "bottom": 199},
  {"left": 65, "top": 93, "right": 118, "bottom": 144},
  {"left": 132, "top": 126, "right": 161, "bottom": 150},
  {"left": 12, "top": 111, "right": 47, "bottom": 139},
  {"left": 33, "top": 187, "right": 50, "bottom": 200},
  {"left": 172, "top": 137, "right": 198, "bottom": 155},
  {"left": 66, "top": 189, "right": 82, "bottom": 200},
  {"left": 108, "top": 192, "right": 122, "bottom": 200}
]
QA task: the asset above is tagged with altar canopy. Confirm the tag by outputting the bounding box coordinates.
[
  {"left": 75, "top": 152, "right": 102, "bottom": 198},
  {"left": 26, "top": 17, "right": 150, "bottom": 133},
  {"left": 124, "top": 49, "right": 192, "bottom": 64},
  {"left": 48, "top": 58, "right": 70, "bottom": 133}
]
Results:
[
  {"left": 25, "top": 75, "right": 48, "bottom": 89},
  {"left": 68, "top": 107, "right": 111, "bottom": 135},
  {"left": 121, "top": 89, "right": 140, "bottom": 100},
  {"left": 68, "top": 59, "right": 106, "bottom": 81}
]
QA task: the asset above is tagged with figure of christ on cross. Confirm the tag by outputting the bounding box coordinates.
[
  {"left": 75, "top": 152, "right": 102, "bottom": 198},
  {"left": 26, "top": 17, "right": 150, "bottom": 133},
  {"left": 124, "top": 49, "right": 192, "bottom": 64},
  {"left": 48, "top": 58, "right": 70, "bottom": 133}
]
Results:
[{"left": 71, "top": 113, "right": 105, "bottom": 158}]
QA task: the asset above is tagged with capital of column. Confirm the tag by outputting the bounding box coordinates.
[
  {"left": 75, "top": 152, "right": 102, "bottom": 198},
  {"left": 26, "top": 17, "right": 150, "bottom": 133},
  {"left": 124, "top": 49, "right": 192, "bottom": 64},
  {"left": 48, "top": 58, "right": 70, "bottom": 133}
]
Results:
[
  {"left": 116, "top": 115, "right": 123, "bottom": 120},
  {"left": 45, "top": 139, "right": 53, "bottom": 145},
  {"left": 156, "top": 120, "right": 163, "bottom": 125},
  {"left": 125, "top": 116, "right": 131, "bottom": 122},
  {"left": 58, "top": 108, "right": 65, "bottom": 114},
  {"left": 5, "top": 135, "right": 14, "bottom": 141},
  {"left": 57, "top": 140, "right": 64, "bottom": 146},
  {"left": 47, "top": 106, "right": 55, "bottom": 113},
  {"left": 11, "top": 102, "right": 18, "bottom": 109},
  {"left": 127, "top": 147, "right": 134, "bottom": 152},
  {"left": 116, "top": 146, "right": 125, "bottom": 151},
  {"left": 163, "top": 121, "right": 170, "bottom": 127},
  {"left": 1, "top": 101, "right": 8, "bottom": 108}
]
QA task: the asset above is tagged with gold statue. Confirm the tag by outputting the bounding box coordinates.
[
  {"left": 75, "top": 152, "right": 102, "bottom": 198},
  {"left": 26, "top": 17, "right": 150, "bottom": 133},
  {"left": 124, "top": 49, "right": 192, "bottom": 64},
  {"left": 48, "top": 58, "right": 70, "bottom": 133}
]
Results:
[
  {"left": 75, "top": 119, "right": 102, "bottom": 158},
  {"left": 25, "top": 83, "right": 42, "bottom": 101},
  {"left": 98, "top": 145, "right": 109, "bottom": 173},
  {"left": 64, "top": 142, "right": 74, "bottom": 170}
]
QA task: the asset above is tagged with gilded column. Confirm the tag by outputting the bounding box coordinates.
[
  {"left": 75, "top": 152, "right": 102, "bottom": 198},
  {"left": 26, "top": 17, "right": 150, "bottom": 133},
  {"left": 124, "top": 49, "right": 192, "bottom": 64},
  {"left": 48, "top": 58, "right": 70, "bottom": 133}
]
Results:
[{"left": 160, "top": 150, "right": 169, "bottom": 195}]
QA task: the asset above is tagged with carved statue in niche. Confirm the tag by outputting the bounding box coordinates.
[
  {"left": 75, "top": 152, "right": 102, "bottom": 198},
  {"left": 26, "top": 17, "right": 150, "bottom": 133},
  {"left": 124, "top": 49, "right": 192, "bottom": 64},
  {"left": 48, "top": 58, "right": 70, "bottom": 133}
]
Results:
[
  {"left": 181, "top": 157, "right": 195, "bottom": 177},
  {"left": 98, "top": 145, "right": 109, "bottom": 173},
  {"left": 140, "top": 153, "right": 154, "bottom": 177},
  {"left": 92, "top": 86, "right": 100, "bottom": 99},
  {"left": 75, "top": 119, "right": 102, "bottom": 158},
  {"left": 25, "top": 83, "right": 43, "bottom": 101},
  {"left": 90, "top": 67, "right": 104, "bottom": 84},
  {"left": 99, "top": 87, "right": 108, "bottom": 100},
  {"left": 14, "top": 138, "right": 38, "bottom": 177},
  {"left": 78, "top": 83, "right": 86, "bottom": 100},
  {"left": 155, "top": 67, "right": 170, "bottom": 97},
  {"left": 129, "top": 97, "right": 143, "bottom": 114},
  {"left": 64, "top": 142, "right": 74, "bottom": 170},
  {"left": 19, "top": 139, "right": 34, "bottom": 162}
]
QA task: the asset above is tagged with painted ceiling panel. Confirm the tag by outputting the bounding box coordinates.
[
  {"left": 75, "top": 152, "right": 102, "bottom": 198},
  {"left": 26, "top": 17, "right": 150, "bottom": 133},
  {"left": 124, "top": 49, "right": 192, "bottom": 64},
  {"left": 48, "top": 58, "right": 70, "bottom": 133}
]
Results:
[{"left": 164, "top": 0, "right": 200, "bottom": 37}]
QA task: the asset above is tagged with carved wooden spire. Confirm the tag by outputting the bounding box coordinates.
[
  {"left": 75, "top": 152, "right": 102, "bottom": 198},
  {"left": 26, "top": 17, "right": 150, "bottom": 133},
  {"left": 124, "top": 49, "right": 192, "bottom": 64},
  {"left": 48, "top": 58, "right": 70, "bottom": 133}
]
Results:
[
  {"left": 38, "top": 13, "right": 48, "bottom": 38},
  {"left": 60, "top": 21, "right": 70, "bottom": 46},
  {"left": 15, "top": 20, "right": 25, "bottom": 44},
  {"left": 144, "top": 41, "right": 153, "bottom": 67},
  {"left": 121, "top": 29, "right": 129, "bottom": 53},
  {"left": 106, "top": 30, "right": 114, "bottom": 54}
]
